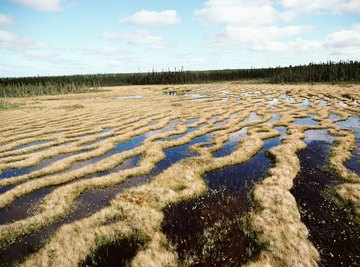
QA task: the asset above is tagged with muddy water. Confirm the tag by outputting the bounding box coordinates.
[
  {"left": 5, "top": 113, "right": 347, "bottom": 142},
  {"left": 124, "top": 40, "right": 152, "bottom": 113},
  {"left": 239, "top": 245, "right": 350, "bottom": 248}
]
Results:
[
  {"left": 291, "top": 130, "right": 360, "bottom": 266},
  {"left": 162, "top": 136, "right": 282, "bottom": 266}
]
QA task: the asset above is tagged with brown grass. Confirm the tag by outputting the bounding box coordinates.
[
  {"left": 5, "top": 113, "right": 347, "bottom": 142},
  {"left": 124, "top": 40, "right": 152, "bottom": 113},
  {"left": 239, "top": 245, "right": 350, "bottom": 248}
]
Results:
[{"left": 0, "top": 83, "right": 359, "bottom": 266}]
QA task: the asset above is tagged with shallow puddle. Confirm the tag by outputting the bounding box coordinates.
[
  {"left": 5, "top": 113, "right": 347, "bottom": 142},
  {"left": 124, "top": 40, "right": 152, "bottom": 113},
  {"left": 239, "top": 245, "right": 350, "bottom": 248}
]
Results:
[
  {"left": 268, "top": 98, "right": 280, "bottom": 106},
  {"left": 61, "top": 121, "right": 179, "bottom": 174},
  {"left": 191, "top": 98, "right": 215, "bottom": 103},
  {"left": 162, "top": 136, "right": 281, "bottom": 266},
  {"left": 116, "top": 96, "right": 143, "bottom": 100},
  {"left": 12, "top": 141, "right": 52, "bottom": 151},
  {"left": 81, "top": 237, "right": 144, "bottom": 267},
  {"left": 336, "top": 117, "right": 360, "bottom": 176},
  {"left": 243, "top": 91, "right": 260, "bottom": 97},
  {"left": 0, "top": 131, "right": 215, "bottom": 266},
  {"left": 0, "top": 187, "right": 54, "bottom": 225},
  {"left": 281, "top": 93, "right": 295, "bottom": 103},
  {"left": 184, "top": 93, "right": 203, "bottom": 98},
  {"left": 318, "top": 99, "right": 326, "bottom": 107},
  {"left": 0, "top": 151, "right": 86, "bottom": 179},
  {"left": 212, "top": 128, "right": 247, "bottom": 158},
  {"left": 296, "top": 99, "right": 311, "bottom": 108},
  {"left": 187, "top": 118, "right": 199, "bottom": 125},
  {"left": 60, "top": 135, "right": 148, "bottom": 175},
  {"left": 47, "top": 131, "right": 64, "bottom": 136},
  {"left": 329, "top": 113, "right": 341, "bottom": 121},
  {"left": 243, "top": 113, "right": 262, "bottom": 123},
  {"left": 339, "top": 101, "right": 348, "bottom": 107},
  {"left": 291, "top": 130, "right": 360, "bottom": 266},
  {"left": 293, "top": 114, "right": 319, "bottom": 126},
  {"left": 269, "top": 114, "right": 280, "bottom": 123}
]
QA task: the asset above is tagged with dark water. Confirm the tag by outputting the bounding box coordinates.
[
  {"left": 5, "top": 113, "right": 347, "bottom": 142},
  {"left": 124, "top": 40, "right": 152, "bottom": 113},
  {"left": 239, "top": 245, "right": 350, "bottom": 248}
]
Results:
[
  {"left": 336, "top": 117, "right": 360, "bottom": 176},
  {"left": 187, "top": 118, "right": 199, "bottom": 125},
  {"left": 59, "top": 135, "right": 148, "bottom": 175},
  {"left": 0, "top": 185, "right": 15, "bottom": 194},
  {"left": 166, "top": 127, "right": 199, "bottom": 142},
  {"left": 212, "top": 128, "right": 247, "bottom": 158},
  {"left": 79, "top": 128, "right": 113, "bottom": 146},
  {"left": 0, "top": 187, "right": 54, "bottom": 225},
  {"left": 0, "top": 151, "right": 86, "bottom": 179},
  {"left": 0, "top": 131, "right": 215, "bottom": 266},
  {"left": 81, "top": 237, "right": 144, "bottom": 267},
  {"left": 291, "top": 130, "right": 360, "bottom": 266},
  {"left": 162, "top": 136, "right": 282, "bottom": 266},
  {"left": 60, "top": 120, "right": 179, "bottom": 174},
  {"left": 82, "top": 156, "right": 142, "bottom": 180}
]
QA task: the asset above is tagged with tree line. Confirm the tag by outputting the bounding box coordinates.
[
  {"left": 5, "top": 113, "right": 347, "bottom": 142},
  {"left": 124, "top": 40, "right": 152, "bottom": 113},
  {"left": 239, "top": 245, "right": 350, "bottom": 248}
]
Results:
[{"left": 1, "top": 60, "right": 359, "bottom": 97}]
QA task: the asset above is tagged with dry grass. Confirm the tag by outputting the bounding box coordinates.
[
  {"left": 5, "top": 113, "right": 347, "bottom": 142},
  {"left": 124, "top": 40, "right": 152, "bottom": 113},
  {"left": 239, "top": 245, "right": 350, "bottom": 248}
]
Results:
[{"left": 0, "top": 83, "right": 359, "bottom": 266}]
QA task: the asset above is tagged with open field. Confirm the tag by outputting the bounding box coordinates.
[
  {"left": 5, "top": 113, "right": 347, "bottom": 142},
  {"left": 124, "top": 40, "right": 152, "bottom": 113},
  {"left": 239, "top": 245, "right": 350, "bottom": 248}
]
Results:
[{"left": 0, "top": 83, "right": 359, "bottom": 266}]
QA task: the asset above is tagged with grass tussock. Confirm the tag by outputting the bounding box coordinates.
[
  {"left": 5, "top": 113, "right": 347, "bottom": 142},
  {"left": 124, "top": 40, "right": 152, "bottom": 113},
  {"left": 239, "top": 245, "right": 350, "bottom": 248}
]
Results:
[{"left": 0, "top": 83, "right": 359, "bottom": 266}]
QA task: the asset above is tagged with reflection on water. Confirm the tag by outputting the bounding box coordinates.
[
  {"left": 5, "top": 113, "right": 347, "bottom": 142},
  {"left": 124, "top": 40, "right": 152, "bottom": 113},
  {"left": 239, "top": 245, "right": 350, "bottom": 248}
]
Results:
[
  {"left": 163, "top": 136, "right": 281, "bottom": 266},
  {"left": 291, "top": 130, "right": 360, "bottom": 266}
]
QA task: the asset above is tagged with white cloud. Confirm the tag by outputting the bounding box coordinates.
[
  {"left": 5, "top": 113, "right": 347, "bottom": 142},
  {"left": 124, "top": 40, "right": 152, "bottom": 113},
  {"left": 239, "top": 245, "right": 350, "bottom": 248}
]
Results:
[
  {"left": 24, "top": 50, "right": 89, "bottom": 69},
  {"left": 101, "top": 30, "right": 172, "bottom": 49},
  {"left": 324, "top": 24, "right": 360, "bottom": 49},
  {"left": 120, "top": 10, "right": 181, "bottom": 26},
  {"left": 279, "top": 0, "right": 360, "bottom": 15},
  {"left": 195, "top": 0, "right": 360, "bottom": 27},
  {"left": 9, "top": 0, "right": 63, "bottom": 12},
  {"left": 101, "top": 31, "right": 121, "bottom": 41},
  {"left": 0, "top": 30, "right": 46, "bottom": 50},
  {"left": 195, "top": 0, "right": 293, "bottom": 26},
  {"left": 0, "top": 14, "right": 13, "bottom": 27},
  {"left": 109, "top": 60, "right": 126, "bottom": 67},
  {"left": 24, "top": 50, "right": 58, "bottom": 61},
  {"left": 214, "top": 23, "right": 360, "bottom": 56},
  {"left": 214, "top": 25, "right": 312, "bottom": 51},
  {"left": 196, "top": 0, "right": 360, "bottom": 57},
  {"left": 84, "top": 47, "right": 129, "bottom": 57}
]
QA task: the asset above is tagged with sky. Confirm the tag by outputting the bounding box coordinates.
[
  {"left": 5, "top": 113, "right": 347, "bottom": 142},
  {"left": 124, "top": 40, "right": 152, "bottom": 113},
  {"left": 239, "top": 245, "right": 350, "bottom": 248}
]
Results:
[{"left": 0, "top": 0, "right": 360, "bottom": 77}]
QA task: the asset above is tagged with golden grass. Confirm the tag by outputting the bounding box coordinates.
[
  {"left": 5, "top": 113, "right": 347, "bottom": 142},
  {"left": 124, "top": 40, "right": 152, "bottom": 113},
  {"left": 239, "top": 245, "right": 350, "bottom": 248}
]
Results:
[{"left": 0, "top": 83, "right": 359, "bottom": 266}]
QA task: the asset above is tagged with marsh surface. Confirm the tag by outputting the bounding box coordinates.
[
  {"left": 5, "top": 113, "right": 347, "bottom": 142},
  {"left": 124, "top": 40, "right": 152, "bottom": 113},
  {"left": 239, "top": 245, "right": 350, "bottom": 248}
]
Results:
[{"left": 0, "top": 83, "right": 359, "bottom": 267}]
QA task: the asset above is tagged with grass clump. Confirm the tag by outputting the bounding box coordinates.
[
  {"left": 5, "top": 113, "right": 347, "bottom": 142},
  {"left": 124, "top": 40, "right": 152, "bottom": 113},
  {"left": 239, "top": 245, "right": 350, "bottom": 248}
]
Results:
[{"left": 0, "top": 82, "right": 359, "bottom": 266}]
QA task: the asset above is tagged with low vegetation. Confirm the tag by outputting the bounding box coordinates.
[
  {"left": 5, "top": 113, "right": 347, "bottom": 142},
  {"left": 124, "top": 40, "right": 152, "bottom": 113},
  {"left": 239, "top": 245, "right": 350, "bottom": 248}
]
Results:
[{"left": 0, "top": 82, "right": 359, "bottom": 266}]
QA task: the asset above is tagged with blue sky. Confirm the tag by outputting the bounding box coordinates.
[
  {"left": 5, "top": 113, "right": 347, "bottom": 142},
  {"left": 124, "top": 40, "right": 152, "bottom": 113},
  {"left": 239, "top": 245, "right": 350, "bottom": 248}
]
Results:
[{"left": 0, "top": 0, "right": 359, "bottom": 77}]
